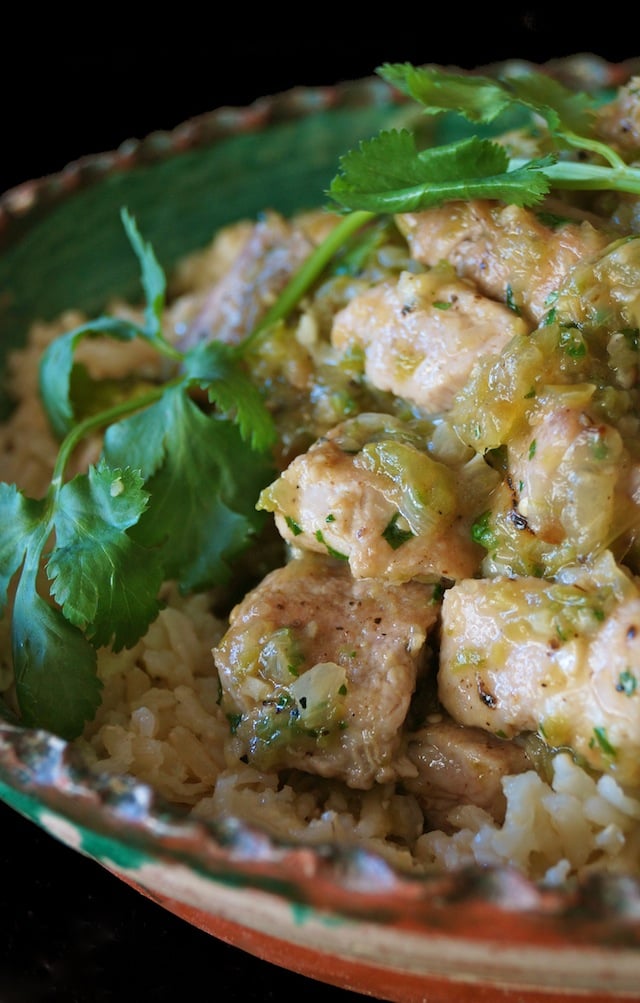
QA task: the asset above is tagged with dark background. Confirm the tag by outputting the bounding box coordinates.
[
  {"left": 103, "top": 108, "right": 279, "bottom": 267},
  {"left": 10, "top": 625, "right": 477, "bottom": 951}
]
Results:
[
  {"left": 0, "top": 17, "right": 637, "bottom": 1003},
  {"left": 2, "top": 17, "right": 637, "bottom": 196}
]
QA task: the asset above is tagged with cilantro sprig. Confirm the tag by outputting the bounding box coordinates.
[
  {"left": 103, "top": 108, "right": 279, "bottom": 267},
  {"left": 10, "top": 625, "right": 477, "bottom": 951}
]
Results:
[
  {"left": 1, "top": 209, "right": 282, "bottom": 739},
  {"left": 0, "top": 204, "right": 384, "bottom": 740},
  {"left": 328, "top": 63, "right": 640, "bottom": 213}
]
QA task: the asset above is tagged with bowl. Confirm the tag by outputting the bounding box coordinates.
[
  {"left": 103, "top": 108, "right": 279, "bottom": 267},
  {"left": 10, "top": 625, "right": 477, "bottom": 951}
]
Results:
[{"left": 2, "top": 53, "right": 640, "bottom": 1003}]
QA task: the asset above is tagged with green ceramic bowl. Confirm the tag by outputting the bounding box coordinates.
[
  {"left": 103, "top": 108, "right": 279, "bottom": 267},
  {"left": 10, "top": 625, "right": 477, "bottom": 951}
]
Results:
[{"left": 2, "top": 54, "right": 640, "bottom": 1003}]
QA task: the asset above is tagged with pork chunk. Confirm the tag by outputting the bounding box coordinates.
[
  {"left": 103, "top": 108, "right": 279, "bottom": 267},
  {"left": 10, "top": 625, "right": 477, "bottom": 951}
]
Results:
[
  {"left": 176, "top": 211, "right": 317, "bottom": 349},
  {"left": 258, "top": 413, "right": 497, "bottom": 583},
  {"left": 397, "top": 200, "right": 612, "bottom": 325},
  {"left": 213, "top": 552, "right": 439, "bottom": 788},
  {"left": 475, "top": 396, "right": 640, "bottom": 580},
  {"left": 405, "top": 716, "right": 531, "bottom": 830},
  {"left": 438, "top": 573, "right": 640, "bottom": 787},
  {"left": 330, "top": 265, "right": 530, "bottom": 412},
  {"left": 508, "top": 403, "right": 629, "bottom": 554}
]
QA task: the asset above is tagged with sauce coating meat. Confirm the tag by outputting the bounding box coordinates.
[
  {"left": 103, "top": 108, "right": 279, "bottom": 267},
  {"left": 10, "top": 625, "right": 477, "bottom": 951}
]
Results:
[
  {"left": 438, "top": 572, "right": 640, "bottom": 786},
  {"left": 203, "top": 73, "right": 640, "bottom": 864},
  {"left": 331, "top": 265, "right": 529, "bottom": 411},
  {"left": 258, "top": 413, "right": 495, "bottom": 583},
  {"left": 397, "top": 200, "right": 614, "bottom": 324},
  {"left": 213, "top": 552, "right": 439, "bottom": 788}
]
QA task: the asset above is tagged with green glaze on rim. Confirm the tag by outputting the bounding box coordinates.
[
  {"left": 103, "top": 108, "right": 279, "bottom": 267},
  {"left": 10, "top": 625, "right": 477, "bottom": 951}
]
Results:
[{"left": 0, "top": 76, "right": 414, "bottom": 361}]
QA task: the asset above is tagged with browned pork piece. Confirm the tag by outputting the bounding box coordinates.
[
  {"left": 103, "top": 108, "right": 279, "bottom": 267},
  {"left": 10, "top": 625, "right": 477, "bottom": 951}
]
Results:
[
  {"left": 479, "top": 396, "right": 640, "bottom": 579},
  {"left": 176, "top": 211, "right": 323, "bottom": 349},
  {"left": 396, "top": 200, "right": 613, "bottom": 325},
  {"left": 213, "top": 551, "right": 440, "bottom": 788},
  {"left": 330, "top": 264, "right": 530, "bottom": 412},
  {"left": 404, "top": 716, "right": 531, "bottom": 830},
  {"left": 258, "top": 413, "right": 499, "bottom": 583},
  {"left": 438, "top": 570, "right": 640, "bottom": 787},
  {"left": 508, "top": 401, "right": 638, "bottom": 549}
]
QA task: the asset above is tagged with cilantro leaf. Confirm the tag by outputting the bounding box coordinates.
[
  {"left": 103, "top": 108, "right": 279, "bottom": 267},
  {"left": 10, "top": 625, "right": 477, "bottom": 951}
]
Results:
[
  {"left": 183, "top": 340, "right": 277, "bottom": 452},
  {"left": 0, "top": 207, "right": 289, "bottom": 740},
  {"left": 378, "top": 63, "right": 513, "bottom": 122},
  {"left": 104, "top": 386, "right": 275, "bottom": 592},
  {"left": 502, "top": 72, "right": 624, "bottom": 165},
  {"left": 102, "top": 397, "right": 169, "bottom": 480},
  {"left": 120, "top": 207, "right": 174, "bottom": 351},
  {"left": 378, "top": 63, "right": 598, "bottom": 136},
  {"left": 46, "top": 461, "right": 164, "bottom": 650},
  {"left": 0, "top": 484, "right": 46, "bottom": 613},
  {"left": 39, "top": 208, "right": 183, "bottom": 443},
  {"left": 329, "top": 131, "right": 552, "bottom": 212},
  {"left": 12, "top": 570, "right": 102, "bottom": 739},
  {"left": 327, "top": 63, "right": 640, "bottom": 215},
  {"left": 503, "top": 71, "right": 597, "bottom": 137},
  {"left": 39, "top": 317, "right": 143, "bottom": 439}
]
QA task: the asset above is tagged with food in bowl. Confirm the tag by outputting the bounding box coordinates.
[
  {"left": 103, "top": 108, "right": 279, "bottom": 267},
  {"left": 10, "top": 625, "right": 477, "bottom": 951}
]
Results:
[{"left": 3, "top": 62, "right": 640, "bottom": 889}]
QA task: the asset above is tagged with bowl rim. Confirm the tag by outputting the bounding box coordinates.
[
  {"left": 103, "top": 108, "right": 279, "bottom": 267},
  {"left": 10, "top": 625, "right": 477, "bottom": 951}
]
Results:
[{"left": 2, "top": 52, "right": 639, "bottom": 230}]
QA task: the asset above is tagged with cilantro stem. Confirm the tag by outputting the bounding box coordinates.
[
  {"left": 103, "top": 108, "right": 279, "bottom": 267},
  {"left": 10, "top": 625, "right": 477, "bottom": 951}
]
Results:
[
  {"left": 509, "top": 158, "right": 640, "bottom": 195},
  {"left": 49, "top": 379, "right": 181, "bottom": 493},
  {"left": 239, "top": 210, "right": 374, "bottom": 352},
  {"left": 559, "top": 131, "right": 628, "bottom": 171}
]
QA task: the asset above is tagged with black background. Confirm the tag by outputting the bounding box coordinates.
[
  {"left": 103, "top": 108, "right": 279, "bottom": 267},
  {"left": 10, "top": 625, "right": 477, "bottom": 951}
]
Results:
[
  {"left": 2, "top": 16, "right": 637, "bottom": 197},
  {"left": 0, "top": 16, "right": 637, "bottom": 1003}
]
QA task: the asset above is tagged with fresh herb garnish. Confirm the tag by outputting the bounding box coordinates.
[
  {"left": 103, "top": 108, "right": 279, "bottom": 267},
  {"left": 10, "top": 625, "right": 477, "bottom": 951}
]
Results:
[
  {"left": 591, "top": 725, "right": 617, "bottom": 758},
  {"left": 617, "top": 669, "right": 638, "bottom": 696},
  {"left": 1, "top": 209, "right": 280, "bottom": 738},
  {"left": 382, "top": 512, "right": 414, "bottom": 550},
  {"left": 327, "top": 63, "right": 640, "bottom": 214},
  {"left": 313, "top": 530, "right": 349, "bottom": 561}
]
